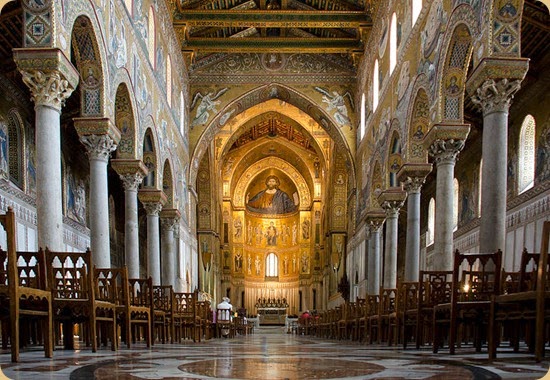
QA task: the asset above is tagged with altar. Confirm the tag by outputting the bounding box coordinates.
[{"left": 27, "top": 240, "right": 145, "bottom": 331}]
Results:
[{"left": 257, "top": 308, "right": 287, "bottom": 325}]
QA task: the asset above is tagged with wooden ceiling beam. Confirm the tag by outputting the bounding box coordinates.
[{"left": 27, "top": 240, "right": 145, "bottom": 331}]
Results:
[
  {"left": 173, "top": 10, "right": 371, "bottom": 28},
  {"left": 181, "top": 37, "right": 363, "bottom": 53}
]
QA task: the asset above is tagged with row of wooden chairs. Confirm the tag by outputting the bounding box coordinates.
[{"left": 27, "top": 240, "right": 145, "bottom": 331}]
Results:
[
  {"left": 0, "top": 208, "right": 214, "bottom": 362},
  {"left": 305, "top": 223, "right": 549, "bottom": 361}
]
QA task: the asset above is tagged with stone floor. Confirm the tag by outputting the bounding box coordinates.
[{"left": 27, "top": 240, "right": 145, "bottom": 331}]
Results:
[{"left": 0, "top": 327, "right": 549, "bottom": 379}]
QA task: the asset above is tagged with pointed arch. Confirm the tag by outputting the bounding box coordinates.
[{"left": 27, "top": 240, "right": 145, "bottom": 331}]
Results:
[
  {"left": 435, "top": 5, "right": 478, "bottom": 123},
  {"left": 370, "top": 159, "right": 383, "bottom": 208},
  {"left": 518, "top": 114, "right": 536, "bottom": 193},
  {"left": 406, "top": 80, "right": 430, "bottom": 163},
  {"left": 142, "top": 126, "right": 159, "bottom": 188},
  {"left": 148, "top": 6, "right": 156, "bottom": 66},
  {"left": 162, "top": 159, "right": 174, "bottom": 207},
  {"left": 190, "top": 84, "right": 354, "bottom": 188},
  {"left": 166, "top": 55, "right": 172, "bottom": 107},
  {"left": 6, "top": 109, "right": 24, "bottom": 189},
  {"left": 387, "top": 128, "right": 402, "bottom": 187},
  {"left": 114, "top": 83, "right": 137, "bottom": 159},
  {"left": 373, "top": 59, "right": 379, "bottom": 112},
  {"left": 70, "top": 15, "right": 105, "bottom": 117}
]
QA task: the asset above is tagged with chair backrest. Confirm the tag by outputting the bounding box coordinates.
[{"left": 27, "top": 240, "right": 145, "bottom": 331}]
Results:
[
  {"left": 216, "top": 307, "right": 231, "bottom": 322},
  {"left": 418, "top": 270, "right": 453, "bottom": 308},
  {"left": 127, "top": 277, "right": 153, "bottom": 308},
  {"left": 173, "top": 291, "right": 198, "bottom": 317},
  {"left": 378, "top": 287, "right": 397, "bottom": 315},
  {"left": 452, "top": 249, "right": 502, "bottom": 303},
  {"left": 0, "top": 208, "right": 17, "bottom": 293},
  {"left": 397, "top": 281, "right": 420, "bottom": 313},
  {"left": 153, "top": 285, "right": 174, "bottom": 313},
  {"left": 517, "top": 247, "right": 549, "bottom": 292},
  {"left": 93, "top": 266, "right": 126, "bottom": 304},
  {"left": 45, "top": 248, "right": 93, "bottom": 300}
]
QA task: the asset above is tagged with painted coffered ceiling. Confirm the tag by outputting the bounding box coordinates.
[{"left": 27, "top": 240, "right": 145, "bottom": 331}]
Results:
[{"left": 169, "top": 0, "right": 376, "bottom": 67}]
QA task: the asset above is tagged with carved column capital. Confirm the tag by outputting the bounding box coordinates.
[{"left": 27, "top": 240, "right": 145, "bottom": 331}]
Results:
[
  {"left": 397, "top": 163, "right": 432, "bottom": 194},
  {"left": 378, "top": 189, "right": 407, "bottom": 218},
  {"left": 471, "top": 78, "right": 522, "bottom": 115},
  {"left": 402, "top": 176, "right": 425, "bottom": 194},
  {"left": 161, "top": 217, "right": 179, "bottom": 231},
  {"left": 120, "top": 173, "right": 144, "bottom": 191},
  {"left": 428, "top": 138, "right": 465, "bottom": 166},
  {"left": 364, "top": 209, "right": 386, "bottom": 232},
  {"left": 143, "top": 202, "right": 163, "bottom": 216},
  {"left": 13, "top": 48, "right": 79, "bottom": 111},
  {"left": 81, "top": 134, "right": 117, "bottom": 162},
  {"left": 22, "top": 70, "right": 76, "bottom": 111}
]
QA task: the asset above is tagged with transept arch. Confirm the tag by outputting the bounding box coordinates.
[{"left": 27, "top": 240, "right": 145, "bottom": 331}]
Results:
[{"left": 190, "top": 83, "right": 355, "bottom": 187}]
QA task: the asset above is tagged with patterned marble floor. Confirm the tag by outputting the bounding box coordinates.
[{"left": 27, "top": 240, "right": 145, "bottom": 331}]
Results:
[{"left": 0, "top": 327, "right": 548, "bottom": 379}]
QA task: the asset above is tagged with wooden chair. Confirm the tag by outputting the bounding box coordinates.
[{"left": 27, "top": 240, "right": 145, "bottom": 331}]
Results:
[
  {"left": 351, "top": 297, "right": 365, "bottom": 341},
  {"left": 415, "top": 270, "right": 453, "bottom": 349},
  {"left": 121, "top": 276, "right": 153, "bottom": 348},
  {"left": 152, "top": 285, "right": 174, "bottom": 344},
  {"left": 433, "top": 249, "right": 502, "bottom": 354},
  {"left": 362, "top": 295, "right": 379, "bottom": 344},
  {"left": 489, "top": 221, "right": 550, "bottom": 361},
  {"left": 46, "top": 249, "right": 118, "bottom": 352},
  {"left": 0, "top": 208, "right": 53, "bottom": 362},
  {"left": 173, "top": 291, "right": 200, "bottom": 341},
  {"left": 369, "top": 288, "right": 396, "bottom": 344},
  {"left": 215, "top": 306, "right": 234, "bottom": 338},
  {"left": 388, "top": 281, "right": 419, "bottom": 347}
]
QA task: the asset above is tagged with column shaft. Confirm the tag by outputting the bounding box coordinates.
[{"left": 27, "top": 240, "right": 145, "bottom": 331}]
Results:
[
  {"left": 368, "top": 228, "right": 381, "bottom": 295},
  {"left": 36, "top": 106, "right": 63, "bottom": 250},
  {"left": 147, "top": 212, "right": 161, "bottom": 285},
  {"left": 434, "top": 160, "right": 455, "bottom": 270},
  {"left": 125, "top": 187, "right": 140, "bottom": 278},
  {"left": 161, "top": 220, "right": 176, "bottom": 286},
  {"left": 89, "top": 157, "right": 110, "bottom": 267},
  {"left": 405, "top": 191, "right": 421, "bottom": 281},
  {"left": 383, "top": 212, "right": 399, "bottom": 289}
]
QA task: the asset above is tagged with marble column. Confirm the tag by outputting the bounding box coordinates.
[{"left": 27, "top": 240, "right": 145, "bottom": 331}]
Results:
[
  {"left": 365, "top": 211, "right": 385, "bottom": 295},
  {"left": 378, "top": 189, "right": 406, "bottom": 289},
  {"left": 14, "top": 48, "right": 79, "bottom": 251},
  {"left": 139, "top": 189, "right": 167, "bottom": 286},
  {"left": 112, "top": 160, "right": 148, "bottom": 279},
  {"left": 81, "top": 135, "right": 117, "bottom": 268},
  {"left": 466, "top": 58, "right": 529, "bottom": 256},
  {"left": 428, "top": 138, "right": 466, "bottom": 270},
  {"left": 472, "top": 79, "right": 523, "bottom": 253},
  {"left": 398, "top": 164, "right": 432, "bottom": 281},
  {"left": 144, "top": 202, "right": 162, "bottom": 285},
  {"left": 160, "top": 208, "right": 181, "bottom": 287}
]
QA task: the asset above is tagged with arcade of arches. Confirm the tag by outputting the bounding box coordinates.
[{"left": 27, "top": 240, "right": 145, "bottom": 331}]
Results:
[{"left": 0, "top": 0, "right": 549, "bottom": 333}]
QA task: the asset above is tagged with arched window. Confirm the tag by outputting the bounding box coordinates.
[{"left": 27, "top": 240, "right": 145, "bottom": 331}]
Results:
[
  {"left": 518, "top": 114, "right": 536, "bottom": 194},
  {"left": 6, "top": 110, "right": 23, "bottom": 189},
  {"left": 266, "top": 253, "right": 278, "bottom": 277},
  {"left": 453, "top": 178, "right": 459, "bottom": 231},
  {"left": 412, "top": 0, "right": 422, "bottom": 26},
  {"left": 148, "top": 7, "right": 155, "bottom": 65},
  {"left": 427, "top": 197, "right": 435, "bottom": 245},
  {"left": 166, "top": 55, "right": 172, "bottom": 107},
  {"left": 360, "top": 93, "right": 366, "bottom": 140},
  {"left": 390, "top": 12, "right": 397, "bottom": 75},
  {"left": 373, "top": 59, "right": 379, "bottom": 112}
]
